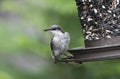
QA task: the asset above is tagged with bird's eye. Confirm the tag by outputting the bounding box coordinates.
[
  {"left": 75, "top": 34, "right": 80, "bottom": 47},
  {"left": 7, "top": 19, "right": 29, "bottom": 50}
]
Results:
[{"left": 52, "top": 28, "right": 56, "bottom": 30}]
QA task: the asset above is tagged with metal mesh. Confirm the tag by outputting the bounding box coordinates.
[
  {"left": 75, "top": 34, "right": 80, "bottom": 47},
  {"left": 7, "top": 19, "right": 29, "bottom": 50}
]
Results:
[{"left": 76, "top": 0, "right": 120, "bottom": 40}]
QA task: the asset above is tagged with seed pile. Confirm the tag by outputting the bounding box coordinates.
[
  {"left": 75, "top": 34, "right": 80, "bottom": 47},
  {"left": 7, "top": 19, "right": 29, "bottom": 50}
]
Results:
[{"left": 76, "top": 0, "right": 120, "bottom": 40}]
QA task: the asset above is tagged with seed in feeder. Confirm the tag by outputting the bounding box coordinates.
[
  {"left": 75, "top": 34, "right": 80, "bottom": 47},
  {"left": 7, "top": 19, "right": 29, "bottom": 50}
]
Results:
[
  {"left": 99, "top": 13, "right": 102, "bottom": 17},
  {"left": 89, "top": 4, "right": 93, "bottom": 8},
  {"left": 106, "top": 30, "right": 111, "bottom": 33},
  {"left": 115, "top": 29, "right": 119, "bottom": 32},
  {"left": 102, "top": 5, "right": 106, "bottom": 9},
  {"left": 116, "top": 0, "right": 119, "bottom": 4},
  {"left": 81, "top": 17, "right": 84, "bottom": 20},
  {"left": 95, "top": 37, "right": 99, "bottom": 40},
  {"left": 83, "top": 24, "right": 87, "bottom": 26},
  {"left": 106, "top": 35, "right": 111, "bottom": 38},
  {"left": 89, "top": 26, "right": 93, "bottom": 30},
  {"left": 88, "top": 0, "right": 92, "bottom": 2},
  {"left": 108, "top": 10, "right": 112, "bottom": 13},
  {"left": 95, "top": 22, "right": 98, "bottom": 24},
  {"left": 93, "top": 8, "right": 98, "bottom": 14},
  {"left": 87, "top": 17, "right": 93, "bottom": 22},
  {"left": 82, "top": 0, "right": 85, "bottom": 2},
  {"left": 86, "top": 34, "right": 90, "bottom": 39},
  {"left": 113, "top": 14, "right": 116, "bottom": 17},
  {"left": 86, "top": 31, "right": 92, "bottom": 34}
]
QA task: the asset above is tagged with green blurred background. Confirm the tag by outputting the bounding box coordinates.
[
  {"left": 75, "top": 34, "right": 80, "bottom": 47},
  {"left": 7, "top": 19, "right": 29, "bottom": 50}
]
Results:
[{"left": 0, "top": 0, "right": 120, "bottom": 79}]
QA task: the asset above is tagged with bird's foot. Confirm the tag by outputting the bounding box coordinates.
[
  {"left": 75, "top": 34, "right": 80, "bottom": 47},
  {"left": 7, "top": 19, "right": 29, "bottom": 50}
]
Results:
[{"left": 66, "top": 55, "right": 73, "bottom": 59}]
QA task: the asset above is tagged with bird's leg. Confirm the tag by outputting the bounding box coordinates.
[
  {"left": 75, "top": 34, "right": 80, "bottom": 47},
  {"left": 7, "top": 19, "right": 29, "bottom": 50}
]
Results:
[{"left": 53, "top": 58, "right": 59, "bottom": 64}]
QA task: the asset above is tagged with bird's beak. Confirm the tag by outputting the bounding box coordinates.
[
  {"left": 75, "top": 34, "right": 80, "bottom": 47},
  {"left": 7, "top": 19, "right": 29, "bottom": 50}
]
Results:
[{"left": 44, "top": 28, "right": 51, "bottom": 31}]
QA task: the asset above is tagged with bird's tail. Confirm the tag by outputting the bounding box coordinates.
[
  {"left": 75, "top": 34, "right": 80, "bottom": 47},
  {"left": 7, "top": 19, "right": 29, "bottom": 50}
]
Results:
[{"left": 53, "top": 58, "right": 58, "bottom": 64}]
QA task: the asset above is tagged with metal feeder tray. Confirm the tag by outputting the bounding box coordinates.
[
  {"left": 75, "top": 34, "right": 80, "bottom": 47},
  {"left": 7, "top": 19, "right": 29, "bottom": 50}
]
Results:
[{"left": 67, "top": 36, "right": 120, "bottom": 63}]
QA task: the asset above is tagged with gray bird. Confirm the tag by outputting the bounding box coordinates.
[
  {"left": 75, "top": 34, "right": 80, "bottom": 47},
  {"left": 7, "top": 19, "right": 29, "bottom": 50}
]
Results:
[{"left": 44, "top": 25, "right": 70, "bottom": 63}]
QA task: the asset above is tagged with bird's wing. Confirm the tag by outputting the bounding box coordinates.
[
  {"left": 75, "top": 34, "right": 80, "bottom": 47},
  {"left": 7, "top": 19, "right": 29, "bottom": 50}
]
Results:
[
  {"left": 50, "top": 37, "right": 56, "bottom": 59},
  {"left": 50, "top": 37, "right": 58, "bottom": 63},
  {"left": 64, "top": 32, "right": 70, "bottom": 45}
]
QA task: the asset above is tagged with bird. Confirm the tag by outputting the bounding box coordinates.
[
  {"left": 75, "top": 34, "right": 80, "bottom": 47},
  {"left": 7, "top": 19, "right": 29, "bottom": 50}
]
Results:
[{"left": 44, "top": 25, "right": 71, "bottom": 63}]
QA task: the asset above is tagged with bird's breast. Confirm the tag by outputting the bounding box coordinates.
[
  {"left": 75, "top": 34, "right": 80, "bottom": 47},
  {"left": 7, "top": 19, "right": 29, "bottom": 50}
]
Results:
[{"left": 53, "top": 35, "right": 69, "bottom": 50}]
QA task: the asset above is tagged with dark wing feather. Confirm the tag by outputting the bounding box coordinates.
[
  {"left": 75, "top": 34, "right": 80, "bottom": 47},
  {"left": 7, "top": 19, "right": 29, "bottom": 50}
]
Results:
[
  {"left": 50, "top": 38, "right": 55, "bottom": 58},
  {"left": 50, "top": 37, "right": 58, "bottom": 63}
]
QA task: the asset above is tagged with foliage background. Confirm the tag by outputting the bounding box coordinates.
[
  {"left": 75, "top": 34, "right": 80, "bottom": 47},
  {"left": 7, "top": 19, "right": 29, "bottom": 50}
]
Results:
[{"left": 0, "top": 0, "right": 120, "bottom": 79}]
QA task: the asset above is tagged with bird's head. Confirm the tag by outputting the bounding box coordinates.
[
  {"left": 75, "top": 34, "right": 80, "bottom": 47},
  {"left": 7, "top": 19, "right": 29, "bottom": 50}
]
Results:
[{"left": 44, "top": 25, "right": 65, "bottom": 36}]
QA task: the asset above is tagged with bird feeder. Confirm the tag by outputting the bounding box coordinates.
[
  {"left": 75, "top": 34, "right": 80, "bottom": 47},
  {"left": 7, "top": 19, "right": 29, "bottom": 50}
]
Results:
[{"left": 64, "top": 0, "right": 120, "bottom": 63}]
